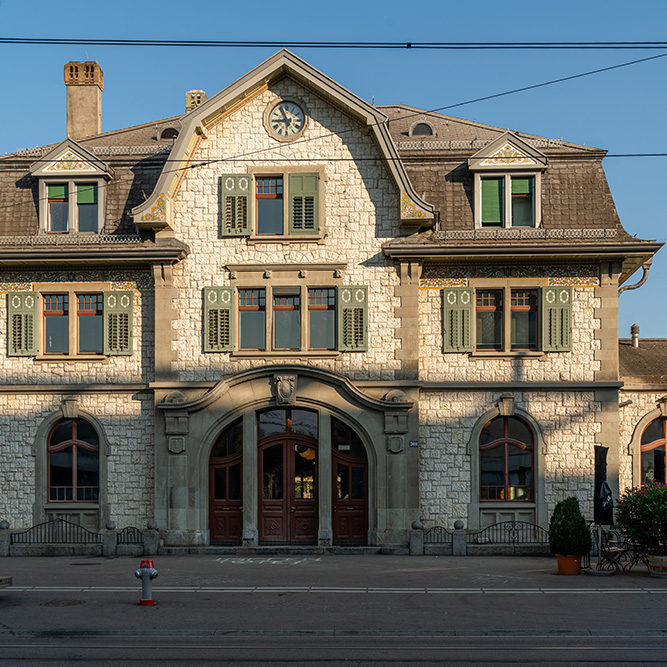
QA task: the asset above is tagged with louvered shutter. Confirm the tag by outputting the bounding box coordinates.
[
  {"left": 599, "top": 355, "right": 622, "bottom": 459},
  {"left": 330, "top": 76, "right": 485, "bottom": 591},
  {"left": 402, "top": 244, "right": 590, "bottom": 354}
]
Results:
[
  {"left": 442, "top": 288, "right": 473, "bottom": 352},
  {"left": 542, "top": 286, "right": 572, "bottom": 352},
  {"left": 204, "top": 287, "right": 234, "bottom": 352},
  {"left": 220, "top": 175, "right": 252, "bottom": 236},
  {"left": 289, "top": 173, "right": 319, "bottom": 234},
  {"left": 103, "top": 291, "right": 133, "bottom": 355},
  {"left": 337, "top": 286, "right": 368, "bottom": 352},
  {"left": 481, "top": 177, "right": 504, "bottom": 225},
  {"left": 7, "top": 292, "right": 38, "bottom": 356}
]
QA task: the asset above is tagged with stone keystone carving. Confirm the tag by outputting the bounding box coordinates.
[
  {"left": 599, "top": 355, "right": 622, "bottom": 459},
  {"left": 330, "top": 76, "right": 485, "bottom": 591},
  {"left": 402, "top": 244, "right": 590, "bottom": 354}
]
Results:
[
  {"left": 497, "top": 394, "right": 516, "bottom": 417},
  {"left": 659, "top": 396, "right": 667, "bottom": 418},
  {"left": 61, "top": 396, "right": 79, "bottom": 419},
  {"left": 274, "top": 374, "right": 297, "bottom": 405}
]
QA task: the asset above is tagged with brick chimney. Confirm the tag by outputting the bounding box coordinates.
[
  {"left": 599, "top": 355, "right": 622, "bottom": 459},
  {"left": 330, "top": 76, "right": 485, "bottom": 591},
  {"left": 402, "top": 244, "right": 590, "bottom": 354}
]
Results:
[
  {"left": 65, "top": 61, "right": 104, "bottom": 139},
  {"left": 185, "top": 90, "right": 207, "bottom": 113}
]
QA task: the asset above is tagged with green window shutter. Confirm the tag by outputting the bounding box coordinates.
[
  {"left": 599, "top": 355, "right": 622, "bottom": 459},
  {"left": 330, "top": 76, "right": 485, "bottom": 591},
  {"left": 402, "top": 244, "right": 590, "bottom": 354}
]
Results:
[
  {"left": 337, "top": 286, "right": 368, "bottom": 352},
  {"left": 47, "top": 183, "right": 68, "bottom": 200},
  {"left": 481, "top": 178, "right": 503, "bottom": 225},
  {"left": 289, "top": 173, "right": 319, "bottom": 234},
  {"left": 103, "top": 291, "right": 133, "bottom": 355},
  {"left": 442, "top": 288, "right": 473, "bottom": 352},
  {"left": 220, "top": 175, "right": 251, "bottom": 236},
  {"left": 511, "top": 177, "right": 533, "bottom": 195},
  {"left": 542, "top": 286, "right": 572, "bottom": 352},
  {"left": 204, "top": 287, "right": 234, "bottom": 352},
  {"left": 77, "top": 183, "right": 98, "bottom": 204},
  {"left": 7, "top": 292, "right": 37, "bottom": 356}
]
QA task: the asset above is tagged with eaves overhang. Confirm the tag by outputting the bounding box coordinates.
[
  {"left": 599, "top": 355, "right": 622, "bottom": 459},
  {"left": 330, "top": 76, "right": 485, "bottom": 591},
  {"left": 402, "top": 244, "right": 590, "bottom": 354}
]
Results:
[{"left": 131, "top": 49, "right": 435, "bottom": 231}]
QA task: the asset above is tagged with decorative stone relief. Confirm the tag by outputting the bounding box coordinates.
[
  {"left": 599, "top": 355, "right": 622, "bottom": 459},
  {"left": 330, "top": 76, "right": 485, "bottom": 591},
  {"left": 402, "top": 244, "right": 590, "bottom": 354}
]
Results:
[
  {"left": 383, "top": 389, "right": 408, "bottom": 403},
  {"left": 61, "top": 396, "right": 79, "bottom": 419},
  {"left": 384, "top": 412, "right": 408, "bottom": 434},
  {"left": 497, "top": 395, "right": 516, "bottom": 417},
  {"left": 165, "top": 413, "right": 189, "bottom": 435},
  {"left": 168, "top": 436, "right": 186, "bottom": 455},
  {"left": 274, "top": 374, "right": 297, "bottom": 405},
  {"left": 387, "top": 435, "right": 404, "bottom": 454}
]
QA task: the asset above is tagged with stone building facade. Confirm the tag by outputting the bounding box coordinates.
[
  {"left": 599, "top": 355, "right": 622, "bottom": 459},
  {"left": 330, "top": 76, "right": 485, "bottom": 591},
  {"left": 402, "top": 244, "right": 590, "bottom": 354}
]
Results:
[{"left": 0, "top": 51, "right": 663, "bottom": 548}]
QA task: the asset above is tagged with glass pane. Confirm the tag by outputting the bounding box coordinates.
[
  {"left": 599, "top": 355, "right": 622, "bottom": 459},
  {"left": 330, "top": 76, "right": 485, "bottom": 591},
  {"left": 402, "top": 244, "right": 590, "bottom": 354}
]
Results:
[
  {"left": 309, "top": 309, "right": 335, "bottom": 349},
  {"left": 229, "top": 463, "right": 242, "bottom": 500},
  {"left": 77, "top": 447, "right": 99, "bottom": 489},
  {"left": 480, "top": 446, "right": 504, "bottom": 500},
  {"left": 258, "top": 410, "right": 286, "bottom": 439},
  {"left": 294, "top": 445, "right": 316, "bottom": 500},
  {"left": 228, "top": 421, "right": 243, "bottom": 454},
  {"left": 351, "top": 467, "right": 364, "bottom": 500},
  {"left": 239, "top": 310, "right": 266, "bottom": 350},
  {"left": 257, "top": 198, "right": 283, "bottom": 234},
  {"left": 49, "top": 201, "right": 69, "bottom": 232},
  {"left": 45, "top": 316, "right": 69, "bottom": 354},
  {"left": 274, "top": 309, "right": 300, "bottom": 349},
  {"left": 508, "top": 447, "right": 532, "bottom": 500},
  {"left": 214, "top": 468, "right": 226, "bottom": 500},
  {"left": 476, "top": 311, "right": 502, "bottom": 350},
  {"left": 50, "top": 420, "right": 73, "bottom": 446},
  {"left": 75, "top": 419, "right": 99, "bottom": 448},
  {"left": 511, "top": 194, "right": 533, "bottom": 227},
  {"left": 480, "top": 418, "right": 504, "bottom": 446},
  {"left": 291, "top": 409, "right": 318, "bottom": 439},
  {"left": 78, "top": 203, "right": 98, "bottom": 233},
  {"left": 50, "top": 447, "right": 73, "bottom": 487},
  {"left": 332, "top": 418, "right": 366, "bottom": 458},
  {"left": 642, "top": 448, "right": 666, "bottom": 484},
  {"left": 78, "top": 314, "right": 103, "bottom": 353},
  {"left": 337, "top": 463, "right": 349, "bottom": 500},
  {"left": 511, "top": 311, "right": 537, "bottom": 350},
  {"left": 642, "top": 419, "right": 666, "bottom": 446},
  {"left": 507, "top": 418, "right": 532, "bottom": 446},
  {"left": 263, "top": 445, "right": 283, "bottom": 499}
]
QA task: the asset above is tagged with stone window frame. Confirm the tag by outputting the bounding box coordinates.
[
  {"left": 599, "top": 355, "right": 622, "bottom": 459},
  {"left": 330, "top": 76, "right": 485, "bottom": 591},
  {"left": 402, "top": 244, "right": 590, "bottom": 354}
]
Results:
[
  {"left": 32, "top": 407, "right": 110, "bottom": 530},
  {"left": 34, "top": 283, "right": 111, "bottom": 362},
  {"left": 468, "top": 278, "right": 545, "bottom": 358},
  {"left": 227, "top": 264, "right": 344, "bottom": 359},
  {"left": 628, "top": 402, "right": 667, "bottom": 486},
  {"left": 473, "top": 171, "right": 542, "bottom": 229},
  {"left": 246, "top": 165, "right": 326, "bottom": 244},
  {"left": 409, "top": 121, "right": 435, "bottom": 137},
  {"left": 466, "top": 404, "right": 546, "bottom": 530},
  {"left": 38, "top": 178, "right": 106, "bottom": 235}
]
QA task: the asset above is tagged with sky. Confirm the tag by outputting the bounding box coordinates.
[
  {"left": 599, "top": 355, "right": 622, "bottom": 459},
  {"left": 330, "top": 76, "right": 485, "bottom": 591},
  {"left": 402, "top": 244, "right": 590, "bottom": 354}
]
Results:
[{"left": 0, "top": 0, "right": 665, "bottom": 337}]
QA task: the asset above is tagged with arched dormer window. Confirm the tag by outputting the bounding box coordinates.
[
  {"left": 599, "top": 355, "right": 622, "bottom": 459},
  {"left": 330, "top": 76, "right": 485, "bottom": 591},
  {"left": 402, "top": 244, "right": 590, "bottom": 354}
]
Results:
[
  {"left": 479, "top": 415, "right": 534, "bottom": 502},
  {"left": 410, "top": 122, "right": 434, "bottom": 137},
  {"left": 158, "top": 125, "right": 180, "bottom": 141},
  {"left": 48, "top": 418, "right": 100, "bottom": 502}
]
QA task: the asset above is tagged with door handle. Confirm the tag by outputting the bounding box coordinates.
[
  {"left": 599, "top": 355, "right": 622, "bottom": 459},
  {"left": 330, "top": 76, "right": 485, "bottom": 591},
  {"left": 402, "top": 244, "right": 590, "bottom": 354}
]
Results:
[{"left": 290, "top": 506, "right": 296, "bottom": 512}]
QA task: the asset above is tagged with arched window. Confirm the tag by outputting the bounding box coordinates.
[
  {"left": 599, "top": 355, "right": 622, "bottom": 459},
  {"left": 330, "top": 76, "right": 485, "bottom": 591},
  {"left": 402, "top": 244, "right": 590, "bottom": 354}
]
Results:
[
  {"left": 411, "top": 122, "right": 433, "bottom": 136},
  {"left": 479, "top": 416, "right": 533, "bottom": 502},
  {"left": 48, "top": 418, "right": 99, "bottom": 502},
  {"left": 640, "top": 418, "right": 667, "bottom": 484}
]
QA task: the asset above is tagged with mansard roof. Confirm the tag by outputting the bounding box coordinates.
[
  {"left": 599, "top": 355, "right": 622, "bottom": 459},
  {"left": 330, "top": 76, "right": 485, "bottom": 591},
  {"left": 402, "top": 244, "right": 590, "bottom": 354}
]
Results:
[{"left": 619, "top": 338, "right": 667, "bottom": 385}]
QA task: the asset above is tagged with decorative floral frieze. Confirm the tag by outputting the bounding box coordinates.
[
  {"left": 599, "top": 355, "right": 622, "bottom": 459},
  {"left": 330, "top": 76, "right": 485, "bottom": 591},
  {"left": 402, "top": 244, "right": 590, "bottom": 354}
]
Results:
[
  {"left": 0, "top": 269, "right": 153, "bottom": 292},
  {"left": 481, "top": 143, "right": 535, "bottom": 166},
  {"left": 420, "top": 264, "right": 600, "bottom": 288},
  {"left": 45, "top": 150, "right": 96, "bottom": 172},
  {"left": 401, "top": 190, "right": 426, "bottom": 220},
  {"left": 140, "top": 193, "right": 166, "bottom": 223}
]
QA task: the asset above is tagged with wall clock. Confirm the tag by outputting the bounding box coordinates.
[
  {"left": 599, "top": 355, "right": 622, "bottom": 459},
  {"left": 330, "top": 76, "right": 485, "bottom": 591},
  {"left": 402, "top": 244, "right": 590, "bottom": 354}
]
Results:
[{"left": 266, "top": 100, "right": 307, "bottom": 140}]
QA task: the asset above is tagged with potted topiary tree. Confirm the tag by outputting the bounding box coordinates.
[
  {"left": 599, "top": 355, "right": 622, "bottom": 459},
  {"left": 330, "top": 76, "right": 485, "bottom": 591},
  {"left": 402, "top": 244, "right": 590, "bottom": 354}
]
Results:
[
  {"left": 616, "top": 480, "right": 667, "bottom": 577},
  {"left": 548, "top": 497, "right": 592, "bottom": 575}
]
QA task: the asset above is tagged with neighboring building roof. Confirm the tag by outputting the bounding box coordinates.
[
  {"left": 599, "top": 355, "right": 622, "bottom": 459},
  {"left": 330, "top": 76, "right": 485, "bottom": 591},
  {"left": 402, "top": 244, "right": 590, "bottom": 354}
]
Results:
[{"left": 619, "top": 339, "right": 667, "bottom": 380}]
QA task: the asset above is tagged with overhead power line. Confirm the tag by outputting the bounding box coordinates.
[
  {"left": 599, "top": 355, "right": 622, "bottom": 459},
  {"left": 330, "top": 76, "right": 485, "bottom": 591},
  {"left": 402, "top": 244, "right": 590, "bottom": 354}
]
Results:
[{"left": 2, "top": 38, "right": 667, "bottom": 50}]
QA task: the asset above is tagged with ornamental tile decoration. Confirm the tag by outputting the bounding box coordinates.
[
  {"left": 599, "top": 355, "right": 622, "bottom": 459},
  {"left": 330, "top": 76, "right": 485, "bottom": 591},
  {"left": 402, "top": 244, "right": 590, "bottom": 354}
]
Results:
[
  {"left": 140, "top": 193, "right": 166, "bottom": 223},
  {"left": 45, "top": 150, "right": 96, "bottom": 172},
  {"left": 481, "top": 143, "right": 534, "bottom": 166},
  {"left": 420, "top": 264, "right": 599, "bottom": 288},
  {"left": 0, "top": 269, "right": 153, "bottom": 292},
  {"left": 401, "top": 190, "right": 426, "bottom": 220}
]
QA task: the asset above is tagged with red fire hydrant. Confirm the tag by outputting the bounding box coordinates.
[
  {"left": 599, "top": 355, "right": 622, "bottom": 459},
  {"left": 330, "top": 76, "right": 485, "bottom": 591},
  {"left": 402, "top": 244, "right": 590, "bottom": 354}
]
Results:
[{"left": 134, "top": 559, "right": 158, "bottom": 606}]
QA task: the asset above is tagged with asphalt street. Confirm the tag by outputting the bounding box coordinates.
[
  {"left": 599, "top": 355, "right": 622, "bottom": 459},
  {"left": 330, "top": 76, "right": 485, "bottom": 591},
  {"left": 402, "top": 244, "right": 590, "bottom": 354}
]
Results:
[{"left": 0, "top": 554, "right": 666, "bottom": 665}]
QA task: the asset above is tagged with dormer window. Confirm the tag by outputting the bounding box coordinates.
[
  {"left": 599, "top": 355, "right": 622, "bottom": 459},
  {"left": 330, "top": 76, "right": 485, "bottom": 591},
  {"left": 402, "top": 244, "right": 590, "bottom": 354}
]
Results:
[
  {"left": 480, "top": 175, "right": 534, "bottom": 228},
  {"left": 411, "top": 122, "right": 433, "bottom": 136},
  {"left": 45, "top": 181, "right": 101, "bottom": 233}
]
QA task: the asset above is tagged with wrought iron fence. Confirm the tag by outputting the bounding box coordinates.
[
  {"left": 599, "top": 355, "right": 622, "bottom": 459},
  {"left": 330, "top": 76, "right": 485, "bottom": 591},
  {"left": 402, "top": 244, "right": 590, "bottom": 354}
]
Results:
[
  {"left": 10, "top": 518, "right": 102, "bottom": 545},
  {"left": 466, "top": 521, "right": 548, "bottom": 545},
  {"left": 116, "top": 526, "right": 144, "bottom": 545},
  {"left": 423, "top": 525, "right": 454, "bottom": 545}
]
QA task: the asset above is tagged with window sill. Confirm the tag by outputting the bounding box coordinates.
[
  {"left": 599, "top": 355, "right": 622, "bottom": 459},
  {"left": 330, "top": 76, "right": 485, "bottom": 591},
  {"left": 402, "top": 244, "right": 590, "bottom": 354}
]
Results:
[
  {"left": 232, "top": 350, "right": 341, "bottom": 359},
  {"left": 247, "top": 233, "right": 325, "bottom": 245},
  {"left": 470, "top": 351, "right": 544, "bottom": 359},
  {"left": 35, "top": 355, "right": 110, "bottom": 364},
  {"left": 46, "top": 502, "right": 100, "bottom": 508}
]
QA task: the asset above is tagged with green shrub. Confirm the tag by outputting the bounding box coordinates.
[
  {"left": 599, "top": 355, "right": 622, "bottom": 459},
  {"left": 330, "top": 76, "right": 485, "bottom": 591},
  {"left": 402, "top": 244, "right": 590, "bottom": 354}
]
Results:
[
  {"left": 548, "top": 496, "right": 592, "bottom": 556},
  {"left": 616, "top": 480, "right": 667, "bottom": 555}
]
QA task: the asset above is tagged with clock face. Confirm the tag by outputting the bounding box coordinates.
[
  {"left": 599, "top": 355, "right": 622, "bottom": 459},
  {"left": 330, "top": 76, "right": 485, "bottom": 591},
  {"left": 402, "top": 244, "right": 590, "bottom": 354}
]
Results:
[{"left": 268, "top": 101, "right": 306, "bottom": 139}]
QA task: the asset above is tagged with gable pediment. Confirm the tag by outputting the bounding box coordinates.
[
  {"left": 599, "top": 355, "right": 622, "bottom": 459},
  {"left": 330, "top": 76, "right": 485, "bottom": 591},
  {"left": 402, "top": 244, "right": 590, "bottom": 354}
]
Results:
[
  {"left": 30, "top": 138, "right": 111, "bottom": 178},
  {"left": 468, "top": 132, "right": 547, "bottom": 171}
]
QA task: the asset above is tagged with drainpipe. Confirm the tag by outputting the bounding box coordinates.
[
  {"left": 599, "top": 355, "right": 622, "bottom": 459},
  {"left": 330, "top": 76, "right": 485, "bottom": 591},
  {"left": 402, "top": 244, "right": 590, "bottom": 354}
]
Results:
[{"left": 619, "top": 257, "right": 653, "bottom": 295}]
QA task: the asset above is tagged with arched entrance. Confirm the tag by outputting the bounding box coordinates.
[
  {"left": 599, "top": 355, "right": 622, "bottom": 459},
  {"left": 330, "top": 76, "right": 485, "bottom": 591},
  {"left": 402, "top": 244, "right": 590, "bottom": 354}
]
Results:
[
  {"left": 332, "top": 417, "right": 368, "bottom": 544},
  {"left": 258, "top": 409, "right": 318, "bottom": 544},
  {"left": 209, "top": 419, "right": 243, "bottom": 544}
]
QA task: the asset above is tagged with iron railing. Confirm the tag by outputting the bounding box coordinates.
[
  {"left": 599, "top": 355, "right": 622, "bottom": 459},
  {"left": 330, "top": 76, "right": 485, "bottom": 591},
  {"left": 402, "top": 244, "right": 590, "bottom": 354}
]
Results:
[
  {"left": 423, "top": 525, "right": 454, "bottom": 545},
  {"left": 116, "top": 526, "right": 144, "bottom": 545},
  {"left": 466, "top": 520, "right": 548, "bottom": 545},
  {"left": 10, "top": 518, "right": 102, "bottom": 545}
]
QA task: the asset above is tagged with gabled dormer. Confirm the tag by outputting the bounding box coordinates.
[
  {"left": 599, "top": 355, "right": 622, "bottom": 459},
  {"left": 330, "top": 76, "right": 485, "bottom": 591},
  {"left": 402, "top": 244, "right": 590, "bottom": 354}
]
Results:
[
  {"left": 30, "top": 139, "right": 112, "bottom": 235},
  {"left": 468, "top": 132, "right": 547, "bottom": 229}
]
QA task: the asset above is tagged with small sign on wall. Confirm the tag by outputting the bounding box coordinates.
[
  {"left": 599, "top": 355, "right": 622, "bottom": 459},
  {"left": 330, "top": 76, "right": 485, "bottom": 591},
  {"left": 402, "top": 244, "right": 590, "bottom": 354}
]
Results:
[{"left": 409, "top": 441, "right": 418, "bottom": 448}]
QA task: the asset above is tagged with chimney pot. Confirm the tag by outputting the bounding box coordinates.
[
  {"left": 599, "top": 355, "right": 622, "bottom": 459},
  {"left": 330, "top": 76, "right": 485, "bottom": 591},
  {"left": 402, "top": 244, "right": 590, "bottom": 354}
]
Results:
[{"left": 631, "top": 323, "right": 639, "bottom": 348}]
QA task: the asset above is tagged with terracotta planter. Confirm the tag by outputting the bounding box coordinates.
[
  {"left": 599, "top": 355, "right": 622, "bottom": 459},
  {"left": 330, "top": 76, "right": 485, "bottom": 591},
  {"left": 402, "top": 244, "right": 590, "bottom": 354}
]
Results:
[
  {"left": 556, "top": 554, "right": 582, "bottom": 575},
  {"left": 648, "top": 554, "right": 667, "bottom": 578}
]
